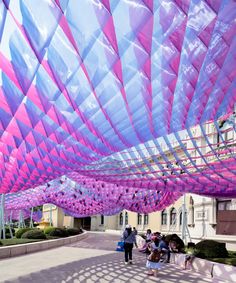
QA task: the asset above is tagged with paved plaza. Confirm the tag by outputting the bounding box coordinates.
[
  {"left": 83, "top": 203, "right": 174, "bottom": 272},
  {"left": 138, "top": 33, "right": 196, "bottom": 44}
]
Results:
[{"left": 0, "top": 232, "right": 225, "bottom": 283}]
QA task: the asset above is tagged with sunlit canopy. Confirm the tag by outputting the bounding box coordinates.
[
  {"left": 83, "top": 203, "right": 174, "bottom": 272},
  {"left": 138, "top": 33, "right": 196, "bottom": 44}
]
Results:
[{"left": 0, "top": 0, "right": 236, "bottom": 216}]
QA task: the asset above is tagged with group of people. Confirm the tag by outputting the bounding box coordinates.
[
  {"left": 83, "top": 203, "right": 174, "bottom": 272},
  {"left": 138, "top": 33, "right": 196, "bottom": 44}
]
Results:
[{"left": 122, "top": 225, "right": 170, "bottom": 277}]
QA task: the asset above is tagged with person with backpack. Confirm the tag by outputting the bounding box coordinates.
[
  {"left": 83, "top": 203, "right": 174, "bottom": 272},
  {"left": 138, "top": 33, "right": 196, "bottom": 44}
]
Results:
[
  {"left": 146, "top": 236, "right": 162, "bottom": 276},
  {"left": 122, "top": 224, "right": 136, "bottom": 264}
]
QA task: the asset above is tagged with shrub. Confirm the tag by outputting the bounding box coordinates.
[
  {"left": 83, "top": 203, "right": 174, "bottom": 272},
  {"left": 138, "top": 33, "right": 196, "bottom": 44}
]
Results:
[
  {"left": 44, "top": 226, "right": 56, "bottom": 235},
  {"left": 165, "top": 234, "right": 185, "bottom": 252},
  {"left": 230, "top": 258, "right": 236, "bottom": 266},
  {"left": 0, "top": 241, "right": 2, "bottom": 246},
  {"left": 66, "top": 228, "right": 82, "bottom": 236},
  {"left": 15, "top": 228, "right": 34, "bottom": 239},
  {"left": 47, "top": 227, "right": 69, "bottom": 238},
  {"left": 195, "top": 240, "right": 228, "bottom": 259},
  {"left": 21, "top": 229, "right": 46, "bottom": 239},
  {"left": 1, "top": 227, "right": 15, "bottom": 238},
  {"left": 5, "top": 227, "right": 15, "bottom": 236}
]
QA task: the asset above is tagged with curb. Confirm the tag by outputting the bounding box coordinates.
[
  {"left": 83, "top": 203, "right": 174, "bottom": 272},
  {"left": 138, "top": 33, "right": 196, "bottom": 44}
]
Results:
[{"left": 0, "top": 231, "right": 87, "bottom": 259}]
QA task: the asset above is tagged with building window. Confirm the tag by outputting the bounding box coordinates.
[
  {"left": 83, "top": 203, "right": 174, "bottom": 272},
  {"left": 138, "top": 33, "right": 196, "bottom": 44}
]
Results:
[
  {"left": 217, "top": 199, "right": 232, "bottom": 211},
  {"left": 161, "top": 209, "right": 167, "bottom": 225},
  {"left": 119, "top": 213, "right": 123, "bottom": 226},
  {"left": 137, "top": 213, "right": 142, "bottom": 225},
  {"left": 125, "top": 212, "right": 128, "bottom": 225},
  {"left": 144, "top": 214, "right": 149, "bottom": 225},
  {"left": 170, "top": 208, "right": 177, "bottom": 225},
  {"left": 101, "top": 215, "right": 104, "bottom": 225},
  {"left": 216, "top": 198, "right": 236, "bottom": 235}
]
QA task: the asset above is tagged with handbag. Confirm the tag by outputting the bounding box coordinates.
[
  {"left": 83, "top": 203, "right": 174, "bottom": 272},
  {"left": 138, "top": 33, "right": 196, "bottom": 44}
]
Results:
[{"left": 116, "top": 241, "right": 125, "bottom": 252}]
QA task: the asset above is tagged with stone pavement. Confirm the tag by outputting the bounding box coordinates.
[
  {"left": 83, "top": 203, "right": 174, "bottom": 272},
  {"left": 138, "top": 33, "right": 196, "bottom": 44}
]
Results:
[{"left": 0, "top": 232, "right": 224, "bottom": 283}]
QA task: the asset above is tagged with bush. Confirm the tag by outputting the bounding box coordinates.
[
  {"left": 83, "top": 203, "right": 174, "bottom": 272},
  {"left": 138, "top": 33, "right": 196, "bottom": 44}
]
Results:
[
  {"left": 1, "top": 227, "right": 15, "bottom": 238},
  {"left": 21, "top": 229, "right": 46, "bottom": 239},
  {"left": 5, "top": 233, "right": 12, "bottom": 239},
  {"left": 47, "top": 228, "right": 69, "bottom": 238},
  {"left": 44, "top": 226, "right": 56, "bottom": 235},
  {"left": 0, "top": 241, "right": 2, "bottom": 246},
  {"left": 66, "top": 228, "right": 82, "bottom": 236},
  {"left": 230, "top": 258, "right": 236, "bottom": 266},
  {"left": 195, "top": 240, "right": 228, "bottom": 259},
  {"left": 165, "top": 234, "right": 185, "bottom": 252},
  {"left": 15, "top": 228, "right": 34, "bottom": 239}
]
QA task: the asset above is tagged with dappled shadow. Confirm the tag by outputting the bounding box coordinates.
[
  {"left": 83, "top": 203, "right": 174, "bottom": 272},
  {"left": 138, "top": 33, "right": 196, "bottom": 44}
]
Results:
[{"left": 4, "top": 251, "right": 217, "bottom": 283}]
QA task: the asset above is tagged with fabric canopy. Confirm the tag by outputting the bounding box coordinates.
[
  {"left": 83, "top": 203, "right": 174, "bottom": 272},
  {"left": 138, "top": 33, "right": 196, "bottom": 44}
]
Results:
[{"left": 0, "top": 0, "right": 236, "bottom": 216}]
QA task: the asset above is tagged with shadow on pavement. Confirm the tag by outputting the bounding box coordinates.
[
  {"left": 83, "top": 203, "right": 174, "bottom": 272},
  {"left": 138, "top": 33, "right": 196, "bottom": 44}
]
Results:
[{"left": 4, "top": 251, "right": 215, "bottom": 283}]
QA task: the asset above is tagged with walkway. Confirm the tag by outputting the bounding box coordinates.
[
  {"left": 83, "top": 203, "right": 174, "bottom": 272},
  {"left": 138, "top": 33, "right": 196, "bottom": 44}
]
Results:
[{"left": 0, "top": 232, "right": 223, "bottom": 283}]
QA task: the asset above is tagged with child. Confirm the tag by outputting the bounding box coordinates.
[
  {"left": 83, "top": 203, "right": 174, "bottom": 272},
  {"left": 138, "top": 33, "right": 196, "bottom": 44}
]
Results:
[{"left": 146, "top": 248, "right": 162, "bottom": 277}]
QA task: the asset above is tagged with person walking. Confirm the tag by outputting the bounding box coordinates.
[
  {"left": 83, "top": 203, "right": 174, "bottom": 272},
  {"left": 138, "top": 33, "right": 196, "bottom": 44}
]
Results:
[{"left": 123, "top": 224, "right": 136, "bottom": 264}]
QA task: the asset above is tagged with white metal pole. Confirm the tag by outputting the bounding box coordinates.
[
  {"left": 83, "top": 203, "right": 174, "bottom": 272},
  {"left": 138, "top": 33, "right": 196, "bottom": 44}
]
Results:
[
  {"left": 49, "top": 204, "right": 52, "bottom": 226},
  {"left": 1, "top": 194, "right": 5, "bottom": 239},
  {"left": 30, "top": 207, "right": 34, "bottom": 228},
  {"left": 181, "top": 194, "right": 186, "bottom": 244},
  {"left": 122, "top": 210, "right": 126, "bottom": 231},
  {"left": 0, "top": 195, "right": 2, "bottom": 240}
]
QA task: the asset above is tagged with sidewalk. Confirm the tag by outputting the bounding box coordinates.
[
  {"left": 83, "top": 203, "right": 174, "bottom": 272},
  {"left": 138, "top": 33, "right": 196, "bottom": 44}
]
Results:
[{"left": 0, "top": 232, "right": 225, "bottom": 283}]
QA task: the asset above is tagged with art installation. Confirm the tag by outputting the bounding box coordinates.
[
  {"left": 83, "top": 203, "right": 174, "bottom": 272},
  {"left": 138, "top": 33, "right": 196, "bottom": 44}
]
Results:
[{"left": 0, "top": 0, "right": 235, "bottom": 218}]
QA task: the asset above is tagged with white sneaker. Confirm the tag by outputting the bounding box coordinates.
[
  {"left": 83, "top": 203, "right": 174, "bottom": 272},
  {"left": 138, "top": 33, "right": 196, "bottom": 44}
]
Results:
[{"left": 125, "top": 262, "right": 128, "bottom": 265}]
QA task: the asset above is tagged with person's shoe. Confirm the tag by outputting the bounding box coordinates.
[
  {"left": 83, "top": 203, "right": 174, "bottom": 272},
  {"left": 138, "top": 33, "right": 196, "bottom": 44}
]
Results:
[
  {"left": 129, "top": 260, "right": 133, "bottom": 264},
  {"left": 125, "top": 262, "right": 128, "bottom": 265}
]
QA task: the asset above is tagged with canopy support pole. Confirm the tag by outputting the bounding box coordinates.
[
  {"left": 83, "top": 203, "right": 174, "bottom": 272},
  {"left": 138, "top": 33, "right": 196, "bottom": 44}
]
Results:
[
  {"left": 30, "top": 207, "right": 34, "bottom": 228},
  {"left": 8, "top": 210, "right": 13, "bottom": 239},
  {"left": 0, "top": 194, "right": 6, "bottom": 240},
  {"left": 181, "top": 194, "right": 191, "bottom": 244},
  {"left": 49, "top": 204, "right": 52, "bottom": 226}
]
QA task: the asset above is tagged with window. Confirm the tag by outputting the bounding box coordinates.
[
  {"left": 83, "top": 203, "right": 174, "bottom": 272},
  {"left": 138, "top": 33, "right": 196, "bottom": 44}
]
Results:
[
  {"left": 170, "top": 208, "right": 177, "bottom": 225},
  {"left": 101, "top": 215, "right": 104, "bottom": 225},
  {"left": 119, "top": 213, "right": 123, "bottom": 226},
  {"left": 137, "top": 213, "right": 142, "bottom": 225},
  {"left": 161, "top": 209, "right": 167, "bottom": 225},
  {"left": 217, "top": 199, "right": 232, "bottom": 211},
  {"left": 125, "top": 212, "right": 128, "bottom": 225},
  {"left": 144, "top": 214, "right": 149, "bottom": 225}
]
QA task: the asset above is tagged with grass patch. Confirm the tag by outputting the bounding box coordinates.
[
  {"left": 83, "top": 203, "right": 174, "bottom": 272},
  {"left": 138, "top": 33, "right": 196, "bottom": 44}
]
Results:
[{"left": 0, "top": 238, "right": 45, "bottom": 246}]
